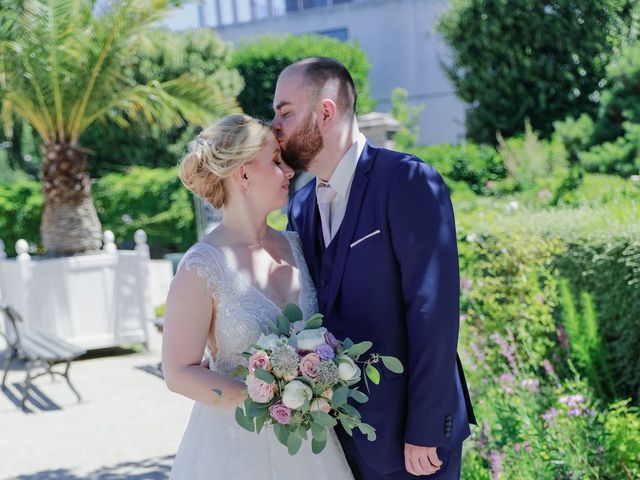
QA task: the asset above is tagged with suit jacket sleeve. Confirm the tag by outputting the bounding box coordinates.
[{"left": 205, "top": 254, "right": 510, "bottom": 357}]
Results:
[{"left": 388, "top": 158, "right": 461, "bottom": 447}]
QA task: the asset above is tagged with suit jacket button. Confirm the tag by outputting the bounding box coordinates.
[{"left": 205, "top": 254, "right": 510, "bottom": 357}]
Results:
[
  {"left": 444, "top": 432, "right": 451, "bottom": 439},
  {"left": 320, "top": 279, "right": 328, "bottom": 287}
]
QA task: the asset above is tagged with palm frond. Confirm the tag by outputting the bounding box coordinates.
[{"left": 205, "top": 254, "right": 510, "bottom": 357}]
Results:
[{"left": 81, "top": 75, "right": 237, "bottom": 134}]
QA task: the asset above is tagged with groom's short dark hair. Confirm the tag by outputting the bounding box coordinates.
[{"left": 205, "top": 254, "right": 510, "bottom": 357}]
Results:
[{"left": 299, "top": 57, "right": 357, "bottom": 114}]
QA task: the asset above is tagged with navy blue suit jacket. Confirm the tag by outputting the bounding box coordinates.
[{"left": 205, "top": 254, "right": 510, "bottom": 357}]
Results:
[{"left": 287, "top": 142, "right": 475, "bottom": 473}]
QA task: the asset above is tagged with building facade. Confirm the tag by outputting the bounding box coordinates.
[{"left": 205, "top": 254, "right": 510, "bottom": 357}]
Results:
[{"left": 162, "top": 0, "right": 466, "bottom": 145}]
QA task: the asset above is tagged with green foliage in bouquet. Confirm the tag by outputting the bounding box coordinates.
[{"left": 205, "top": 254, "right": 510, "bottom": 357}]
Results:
[{"left": 232, "top": 304, "right": 403, "bottom": 455}]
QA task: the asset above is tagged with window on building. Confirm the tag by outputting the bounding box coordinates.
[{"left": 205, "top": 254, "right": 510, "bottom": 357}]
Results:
[{"left": 316, "top": 28, "right": 348, "bottom": 41}]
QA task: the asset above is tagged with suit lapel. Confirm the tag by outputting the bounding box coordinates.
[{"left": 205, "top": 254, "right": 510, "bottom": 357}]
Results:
[{"left": 325, "top": 142, "right": 377, "bottom": 316}]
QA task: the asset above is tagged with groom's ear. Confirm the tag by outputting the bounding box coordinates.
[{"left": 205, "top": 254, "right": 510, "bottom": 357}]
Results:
[{"left": 318, "top": 99, "right": 337, "bottom": 130}]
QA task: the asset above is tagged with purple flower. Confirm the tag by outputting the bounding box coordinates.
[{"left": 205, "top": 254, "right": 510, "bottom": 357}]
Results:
[
  {"left": 542, "top": 407, "right": 559, "bottom": 422},
  {"left": 268, "top": 402, "right": 292, "bottom": 425},
  {"left": 324, "top": 331, "right": 339, "bottom": 349},
  {"left": 521, "top": 378, "right": 539, "bottom": 393},
  {"left": 489, "top": 451, "right": 503, "bottom": 480},
  {"left": 542, "top": 359, "right": 555, "bottom": 376},
  {"left": 500, "top": 373, "right": 515, "bottom": 395},
  {"left": 560, "top": 394, "right": 586, "bottom": 408},
  {"left": 567, "top": 407, "right": 583, "bottom": 417},
  {"left": 461, "top": 277, "right": 473, "bottom": 291},
  {"left": 491, "top": 332, "right": 517, "bottom": 369},
  {"left": 514, "top": 441, "right": 532, "bottom": 453},
  {"left": 314, "top": 343, "right": 335, "bottom": 360}
]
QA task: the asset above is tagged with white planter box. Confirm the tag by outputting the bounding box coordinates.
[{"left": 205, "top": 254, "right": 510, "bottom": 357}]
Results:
[{"left": 0, "top": 235, "right": 152, "bottom": 350}]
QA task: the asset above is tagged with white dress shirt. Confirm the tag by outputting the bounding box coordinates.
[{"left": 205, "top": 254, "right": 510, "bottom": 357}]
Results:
[{"left": 315, "top": 132, "right": 367, "bottom": 242}]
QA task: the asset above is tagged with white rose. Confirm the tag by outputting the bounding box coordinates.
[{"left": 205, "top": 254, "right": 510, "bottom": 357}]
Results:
[
  {"left": 281, "top": 380, "right": 313, "bottom": 410},
  {"left": 296, "top": 327, "right": 327, "bottom": 351},
  {"left": 310, "top": 397, "right": 331, "bottom": 413},
  {"left": 337, "top": 355, "right": 361, "bottom": 383},
  {"left": 256, "top": 333, "right": 280, "bottom": 351}
]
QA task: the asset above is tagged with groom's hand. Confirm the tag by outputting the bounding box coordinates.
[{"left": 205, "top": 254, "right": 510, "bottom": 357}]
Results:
[{"left": 404, "top": 443, "right": 442, "bottom": 476}]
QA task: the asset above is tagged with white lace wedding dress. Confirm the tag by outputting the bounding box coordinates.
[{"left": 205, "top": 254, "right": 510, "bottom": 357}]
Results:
[{"left": 169, "top": 231, "right": 354, "bottom": 480}]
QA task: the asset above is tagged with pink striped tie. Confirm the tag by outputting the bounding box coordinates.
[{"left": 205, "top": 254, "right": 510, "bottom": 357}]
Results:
[{"left": 317, "top": 183, "right": 337, "bottom": 247}]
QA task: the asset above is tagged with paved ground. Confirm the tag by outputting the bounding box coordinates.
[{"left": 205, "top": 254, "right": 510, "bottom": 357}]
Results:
[{"left": 0, "top": 325, "right": 193, "bottom": 479}]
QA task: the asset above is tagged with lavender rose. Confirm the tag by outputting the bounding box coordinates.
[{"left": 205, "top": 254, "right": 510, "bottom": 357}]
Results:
[
  {"left": 268, "top": 402, "right": 292, "bottom": 425},
  {"left": 324, "top": 331, "right": 340, "bottom": 349},
  {"left": 314, "top": 343, "right": 335, "bottom": 360}
]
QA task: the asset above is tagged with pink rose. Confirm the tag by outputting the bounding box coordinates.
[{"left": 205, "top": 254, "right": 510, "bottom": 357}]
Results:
[
  {"left": 268, "top": 402, "right": 292, "bottom": 425},
  {"left": 299, "top": 353, "right": 321, "bottom": 380},
  {"left": 248, "top": 350, "right": 271, "bottom": 373},
  {"left": 246, "top": 374, "right": 275, "bottom": 403}
]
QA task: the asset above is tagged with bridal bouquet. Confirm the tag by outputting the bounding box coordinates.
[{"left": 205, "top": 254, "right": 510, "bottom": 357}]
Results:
[{"left": 229, "top": 304, "right": 403, "bottom": 455}]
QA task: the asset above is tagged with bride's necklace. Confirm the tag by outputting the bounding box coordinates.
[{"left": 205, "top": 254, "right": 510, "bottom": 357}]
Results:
[{"left": 220, "top": 224, "right": 268, "bottom": 248}]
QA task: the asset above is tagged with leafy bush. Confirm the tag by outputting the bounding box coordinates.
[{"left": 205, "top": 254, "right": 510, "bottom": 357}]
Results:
[
  {"left": 578, "top": 122, "right": 640, "bottom": 176},
  {"left": 592, "top": 40, "right": 640, "bottom": 145},
  {"left": 436, "top": 0, "right": 634, "bottom": 144},
  {"left": 93, "top": 167, "right": 196, "bottom": 256},
  {"left": 0, "top": 167, "right": 197, "bottom": 257},
  {"left": 232, "top": 34, "right": 374, "bottom": 121},
  {"left": 411, "top": 143, "right": 506, "bottom": 195},
  {"left": 0, "top": 180, "right": 43, "bottom": 256}
]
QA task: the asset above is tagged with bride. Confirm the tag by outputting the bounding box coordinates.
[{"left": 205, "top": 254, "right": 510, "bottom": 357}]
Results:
[{"left": 162, "top": 114, "right": 354, "bottom": 479}]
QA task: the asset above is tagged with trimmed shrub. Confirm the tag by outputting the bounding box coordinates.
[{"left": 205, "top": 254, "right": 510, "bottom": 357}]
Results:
[
  {"left": 92, "top": 167, "right": 196, "bottom": 256},
  {"left": 0, "top": 180, "right": 43, "bottom": 256},
  {"left": 410, "top": 143, "right": 506, "bottom": 195},
  {"left": 232, "top": 34, "right": 374, "bottom": 121}
]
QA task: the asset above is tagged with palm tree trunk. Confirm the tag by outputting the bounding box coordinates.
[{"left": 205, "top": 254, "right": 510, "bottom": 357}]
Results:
[{"left": 40, "top": 142, "right": 102, "bottom": 257}]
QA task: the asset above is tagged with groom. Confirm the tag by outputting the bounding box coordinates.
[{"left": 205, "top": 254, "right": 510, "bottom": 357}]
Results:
[{"left": 275, "top": 58, "right": 476, "bottom": 479}]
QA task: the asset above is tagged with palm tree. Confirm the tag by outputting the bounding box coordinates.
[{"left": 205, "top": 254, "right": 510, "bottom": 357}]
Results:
[{"left": 0, "top": 0, "right": 233, "bottom": 256}]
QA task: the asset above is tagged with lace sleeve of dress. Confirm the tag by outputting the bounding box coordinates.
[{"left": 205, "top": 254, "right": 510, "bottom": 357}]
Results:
[{"left": 176, "top": 243, "right": 227, "bottom": 297}]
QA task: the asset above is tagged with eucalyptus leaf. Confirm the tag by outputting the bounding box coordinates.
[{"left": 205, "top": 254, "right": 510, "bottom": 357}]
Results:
[
  {"left": 284, "top": 304, "right": 303, "bottom": 323},
  {"left": 365, "top": 365, "right": 380, "bottom": 385},
  {"left": 254, "top": 367, "right": 275, "bottom": 384},
  {"left": 311, "top": 411, "right": 338, "bottom": 428},
  {"left": 277, "top": 314, "right": 291, "bottom": 335},
  {"left": 235, "top": 407, "right": 255, "bottom": 432},
  {"left": 229, "top": 365, "right": 249, "bottom": 380},
  {"left": 341, "top": 403, "right": 362, "bottom": 419},
  {"left": 274, "top": 423, "right": 290, "bottom": 446},
  {"left": 343, "top": 338, "right": 354, "bottom": 350},
  {"left": 255, "top": 414, "right": 267, "bottom": 433},
  {"left": 331, "top": 385, "right": 349, "bottom": 408},
  {"left": 345, "top": 341, "right": 373, "bottom": 357},
  {"left": 310, "top": 422, "right": 327, "bottom": 442},
  {"left": 381, "top": 355, "right": 404, "bottom": 374},
  {"left": 287, "top": 431, "right": 302, "bottom": 455},
  {"left": 339, "top": 416, "right": 354, "bottom": 436},
  {"left": 312, "top": 436, "right": 328, "bottom": 454},
  {"left": 304, "top": 315, "right": 323, "bottom": 330},
  {"left": 350, "top": 389, "right": 369, "bottom": 403}
]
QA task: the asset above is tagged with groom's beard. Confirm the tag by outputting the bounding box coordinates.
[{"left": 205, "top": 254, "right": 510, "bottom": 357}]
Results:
[{"left": 280, "top": 112, "right": 323, "bottom": 171}]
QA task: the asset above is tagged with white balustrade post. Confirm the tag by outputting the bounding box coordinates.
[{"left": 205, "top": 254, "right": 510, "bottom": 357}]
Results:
[
  {"left": 16, "top": 239, "right": 31, "bottom": 261},
  {"left": 0, "top": 239, "right": 6, "bottom": 259},
  {"left": 102, "top": 230, "right": 117, "bottom": 254},
  {"left": 134, "top": 229, "right": 151, "bottom": 347}
]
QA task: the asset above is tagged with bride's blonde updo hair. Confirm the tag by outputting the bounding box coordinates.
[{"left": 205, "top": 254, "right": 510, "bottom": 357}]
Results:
[{"left": 179, "top": 114, "right": 273, "bottom": 208}]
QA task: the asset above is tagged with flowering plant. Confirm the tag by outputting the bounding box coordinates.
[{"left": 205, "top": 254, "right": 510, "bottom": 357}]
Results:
[{"left": 230, "top": 304, "right": 403, "bottom": 455}]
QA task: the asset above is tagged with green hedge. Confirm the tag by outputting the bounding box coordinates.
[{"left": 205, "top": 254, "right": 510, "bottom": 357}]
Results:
[
  {"left": 0, "top": 180, "right": 43, "bottom": 256},
  {"left": 410, "top": 143, "right": 506, "bottom": 195},
  {"left": 458, "top": 201, "right": 640, "bottom": 402},
  {"left": 0, "top": 167, "right": 196, "bottom": 257},
  {"left": 232, "top": 34, "right": 375, "bottom": 121}
]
